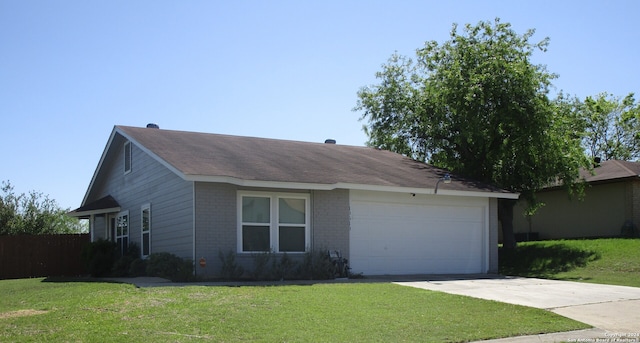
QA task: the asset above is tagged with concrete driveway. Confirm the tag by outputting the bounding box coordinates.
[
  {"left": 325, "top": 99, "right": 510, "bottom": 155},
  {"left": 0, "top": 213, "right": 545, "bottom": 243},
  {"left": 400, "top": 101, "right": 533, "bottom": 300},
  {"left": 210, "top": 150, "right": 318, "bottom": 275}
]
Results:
[{"left": 395, "top": 276, "right": 640, "bottom": 334}]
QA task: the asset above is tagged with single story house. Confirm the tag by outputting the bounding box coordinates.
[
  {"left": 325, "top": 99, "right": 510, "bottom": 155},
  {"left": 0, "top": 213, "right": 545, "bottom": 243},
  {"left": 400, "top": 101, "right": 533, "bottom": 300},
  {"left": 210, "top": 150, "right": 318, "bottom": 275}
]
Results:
[
  {"left": 513, "top": 159, "right": 640, "bottom": 240},
  {"left": 70, "top": 125, "right": 518, "bottom": 277}
]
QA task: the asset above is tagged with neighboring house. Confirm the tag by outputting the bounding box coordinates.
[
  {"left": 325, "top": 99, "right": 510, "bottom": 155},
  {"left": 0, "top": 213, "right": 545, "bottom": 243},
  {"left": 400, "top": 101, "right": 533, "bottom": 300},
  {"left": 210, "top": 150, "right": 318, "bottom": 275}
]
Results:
[
  {"left": 69, "top": 125, "right": 517, "bottom": 277},
  {"left": 513, "top": 160, "right": 640, "bottom": 240}
]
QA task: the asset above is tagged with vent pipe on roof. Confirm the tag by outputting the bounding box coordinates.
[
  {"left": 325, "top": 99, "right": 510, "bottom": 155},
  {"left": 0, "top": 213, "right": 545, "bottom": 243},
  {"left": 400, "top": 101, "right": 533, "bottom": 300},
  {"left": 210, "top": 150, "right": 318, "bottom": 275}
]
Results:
[
  {"left": 324, "top": 139, "right": 336, "bottom": 144},
  {"left": 146, "top": 123, "right": 160, "bottom": 129},
  {"left": 594, "top": 156, "right": 601, "bottom": 167}
]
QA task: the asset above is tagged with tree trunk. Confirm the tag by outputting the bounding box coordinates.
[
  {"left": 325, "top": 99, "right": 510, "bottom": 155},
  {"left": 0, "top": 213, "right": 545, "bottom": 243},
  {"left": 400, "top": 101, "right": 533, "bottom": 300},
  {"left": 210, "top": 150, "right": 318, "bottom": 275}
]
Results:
[{"left": 498, "top": 198, "right": 517, "bottom": 250}]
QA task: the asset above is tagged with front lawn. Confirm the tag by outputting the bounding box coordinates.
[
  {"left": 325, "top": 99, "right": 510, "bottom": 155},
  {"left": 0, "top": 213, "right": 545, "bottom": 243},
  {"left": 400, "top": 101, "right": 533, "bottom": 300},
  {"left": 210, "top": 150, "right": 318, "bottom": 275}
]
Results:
[
  {"left": 0, "top": 278, "right": 587, "bottom": 342},
  {"left": 500, "top": 238, "right": 640, "bottom": 287}
]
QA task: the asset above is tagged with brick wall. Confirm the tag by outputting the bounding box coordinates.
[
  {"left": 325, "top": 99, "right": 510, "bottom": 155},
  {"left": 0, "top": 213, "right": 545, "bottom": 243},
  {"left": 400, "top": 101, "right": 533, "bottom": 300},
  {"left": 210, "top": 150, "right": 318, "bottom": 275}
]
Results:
[
  {"left": 194, "top": 182, "right": 237, "bottom": 278},
  {"left": 193, "top": 184, "right": 352, "bottom": 278},
  {"left": 312, "top": 189, "right": 351, "bottom": 258}
]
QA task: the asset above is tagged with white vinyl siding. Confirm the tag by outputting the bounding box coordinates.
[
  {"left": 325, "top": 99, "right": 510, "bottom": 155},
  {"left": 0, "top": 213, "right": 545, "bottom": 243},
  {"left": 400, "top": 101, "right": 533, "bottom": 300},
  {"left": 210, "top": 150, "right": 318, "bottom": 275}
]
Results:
[{"left": 238, "top": 191, "right": 309, "bottom": 253}]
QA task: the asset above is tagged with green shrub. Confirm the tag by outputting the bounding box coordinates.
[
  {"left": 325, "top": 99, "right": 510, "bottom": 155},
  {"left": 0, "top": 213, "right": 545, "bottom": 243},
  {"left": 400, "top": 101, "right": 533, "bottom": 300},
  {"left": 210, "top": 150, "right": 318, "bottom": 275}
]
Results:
[
  {"left": 297, "top": 249, "right": 335, "bottom": 280},
  {"left": 250, "top": 251, "right": 276, "bottom": 281},
  {"left": 128, "top": 258, "right": 147, "bottom": 277},
  {"left": 272, "top": 253, "right": 296, "bottom": 280},
  {"left": 111, "top": 242, "right": 141, "bottom": 276},
  {"left": 80, "top": 239, "right": 118, "bottom": 277},
  {"left": 146, "top": 252, "right": 194, "bottom": 282},
  {"left": 218, "top": 250, "right": 244, "bottom": 280}
]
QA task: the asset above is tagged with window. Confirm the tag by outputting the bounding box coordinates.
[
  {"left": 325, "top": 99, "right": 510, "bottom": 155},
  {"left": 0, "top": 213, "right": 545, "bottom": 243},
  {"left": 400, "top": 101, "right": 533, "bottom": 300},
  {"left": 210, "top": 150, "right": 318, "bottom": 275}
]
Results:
[
  {"left": 116, "top": 211, "right": 129, "bottom": 255},
  {"left": 141, "top": 204, "right": 151, "bottom": 258},
  {"left": 124, "top": 141, "right": 132, "bottom": 174},
  {"left": 238, "top": 192, "right": 309, "bottom": 253}
]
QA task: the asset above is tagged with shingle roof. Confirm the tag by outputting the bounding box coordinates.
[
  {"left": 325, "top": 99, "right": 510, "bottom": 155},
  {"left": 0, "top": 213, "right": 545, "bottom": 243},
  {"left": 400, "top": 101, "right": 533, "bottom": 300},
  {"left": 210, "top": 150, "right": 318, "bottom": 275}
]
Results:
[
  {"left": 580, "top": 160, "right": 640, "bottom": 183},
  {"left": 68, "top": 195, "right": 120, "bottom": 217},
  {"left": 115, "top": 125, "right": 516, "bottom": 197}
]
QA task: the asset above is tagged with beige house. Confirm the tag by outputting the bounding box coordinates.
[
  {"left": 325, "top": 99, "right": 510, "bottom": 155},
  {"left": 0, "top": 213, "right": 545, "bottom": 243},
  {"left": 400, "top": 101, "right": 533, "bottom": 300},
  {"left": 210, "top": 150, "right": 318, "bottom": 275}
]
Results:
[{"left": 513, "top": 160, "right": 640, "bottom": 240}]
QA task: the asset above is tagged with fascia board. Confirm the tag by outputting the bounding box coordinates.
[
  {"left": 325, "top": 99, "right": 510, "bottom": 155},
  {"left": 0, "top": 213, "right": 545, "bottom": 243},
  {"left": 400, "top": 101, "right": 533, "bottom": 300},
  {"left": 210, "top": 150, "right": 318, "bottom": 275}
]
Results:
[
  {"left": 81, "top": 127, "right": 120, "bottom": 205},
  {"left": 184, "top": 175, "right": 519, "bottom": 199},
  {"left": 68, "top": 207, "right": 122, "bottom": 218},
  {"left": 118, "top": 127, "right": 187, "bottom": 180},
  {"left": 82, "top": 126, "right": 189, "bottom": 206}
]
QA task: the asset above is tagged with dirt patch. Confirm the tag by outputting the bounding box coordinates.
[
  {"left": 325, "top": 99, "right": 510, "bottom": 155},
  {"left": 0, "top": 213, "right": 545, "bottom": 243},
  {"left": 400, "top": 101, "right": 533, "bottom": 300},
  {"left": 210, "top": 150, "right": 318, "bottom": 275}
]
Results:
[{"left": 0, "top": 309, "right": 48, "bottom": 319}]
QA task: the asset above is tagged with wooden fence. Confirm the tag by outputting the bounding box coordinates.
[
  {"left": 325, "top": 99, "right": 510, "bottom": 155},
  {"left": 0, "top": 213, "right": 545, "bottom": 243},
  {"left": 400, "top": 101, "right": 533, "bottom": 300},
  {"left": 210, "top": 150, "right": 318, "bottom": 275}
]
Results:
[{"left": 0, "top": 234, "right": 90, "bottom": 279}]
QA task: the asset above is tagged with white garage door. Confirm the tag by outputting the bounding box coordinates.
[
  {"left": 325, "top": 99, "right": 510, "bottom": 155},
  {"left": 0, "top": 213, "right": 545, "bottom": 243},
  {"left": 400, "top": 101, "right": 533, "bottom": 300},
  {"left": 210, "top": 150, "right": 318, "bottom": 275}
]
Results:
[{"left": 350, "top": 191, "right": 487, "bottom": 275}]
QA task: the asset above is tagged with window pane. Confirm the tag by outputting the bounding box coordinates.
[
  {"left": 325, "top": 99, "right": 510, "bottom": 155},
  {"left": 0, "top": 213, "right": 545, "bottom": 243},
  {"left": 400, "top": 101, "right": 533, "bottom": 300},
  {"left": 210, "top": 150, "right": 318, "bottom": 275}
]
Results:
[
  {"left": 242, "top": 225, "right": 270, "bottom": 251},
  {"left": 122, "top": 215, "right": 128, "bottom": 235},
  {"left": 279, "top": 198, "right": 305, "bottom": 224},
  {"left": 142, "top": 209, "right": 150, "bottom": 232},
  {"left": 242, "top": 197, "right": 270, "bottom": 223},
  {"left": 142, "top": 233, "right": 150, "bottom": 256},
  {"left": 278, "top": 226, "right": 305, "bottom": 252},
  {"left": 124, "top": 142, "right": 131, "bottom": 173}
]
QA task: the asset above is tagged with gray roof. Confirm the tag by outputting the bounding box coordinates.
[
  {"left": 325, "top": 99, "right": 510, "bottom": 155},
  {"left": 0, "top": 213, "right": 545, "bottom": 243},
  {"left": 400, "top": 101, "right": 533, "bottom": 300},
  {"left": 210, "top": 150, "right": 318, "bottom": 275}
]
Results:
[
  {"left": 112, "top": 125, "right": 516, "bottom": 198},
  {"left": 580, "top": 160, "right": 640, "bottom": 183},
  {"left": 68, "top": 195, "right": 120, "bottom": 218}
]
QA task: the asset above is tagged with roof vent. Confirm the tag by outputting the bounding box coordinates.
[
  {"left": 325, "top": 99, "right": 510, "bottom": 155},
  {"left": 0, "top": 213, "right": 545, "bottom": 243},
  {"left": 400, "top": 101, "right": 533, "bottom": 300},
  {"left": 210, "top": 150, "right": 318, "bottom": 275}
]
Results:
[
  {"left": 324, "top": 139, "right": 336, "bottom": 144},
  {"left": 146, "top": 123, "right": 159, "bottom": 129}
]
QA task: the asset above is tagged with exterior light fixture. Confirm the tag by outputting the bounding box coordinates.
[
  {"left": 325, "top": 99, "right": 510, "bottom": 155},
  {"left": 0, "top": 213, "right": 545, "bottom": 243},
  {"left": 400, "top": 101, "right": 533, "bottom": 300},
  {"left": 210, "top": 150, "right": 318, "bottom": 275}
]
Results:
[{"left": 434, "top": 173, "right": 451, "bottom": 194}]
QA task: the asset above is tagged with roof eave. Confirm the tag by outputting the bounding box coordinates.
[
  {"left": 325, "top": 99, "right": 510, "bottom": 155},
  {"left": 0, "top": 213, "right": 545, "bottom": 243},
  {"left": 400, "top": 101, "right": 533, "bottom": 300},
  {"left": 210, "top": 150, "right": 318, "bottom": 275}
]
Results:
[
  {"left": 185, "top": 175, "right": 519, "bottom": 199},
  {"left": 67, "top": 206, "right": 122, "bottom": 218},
  {"left": 80, "top": 127, "right": 120, "bottom": 205}
]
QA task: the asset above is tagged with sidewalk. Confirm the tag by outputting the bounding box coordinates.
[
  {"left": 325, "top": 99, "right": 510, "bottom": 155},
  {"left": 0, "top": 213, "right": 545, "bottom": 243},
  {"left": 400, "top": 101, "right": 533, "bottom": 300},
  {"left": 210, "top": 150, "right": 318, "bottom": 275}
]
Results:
[{"left": 396, "top": 277, "right": 640, "bottom": 342}]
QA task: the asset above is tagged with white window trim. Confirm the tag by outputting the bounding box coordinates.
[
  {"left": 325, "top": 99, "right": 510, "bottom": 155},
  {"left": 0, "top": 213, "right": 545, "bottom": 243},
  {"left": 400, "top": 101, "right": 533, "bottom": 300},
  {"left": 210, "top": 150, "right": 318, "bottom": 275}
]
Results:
[
  {"left": 124, "top": 141, "right": 132, "bottom": 175},
  {"left": 237, "top": 191, "right": 310, "bottom": 253},
  {"left": 141, "top": 203, "right": 151, "bottom": 258},
  {"left": 116, "top": 210, "right": 129, "bottom": 254}
]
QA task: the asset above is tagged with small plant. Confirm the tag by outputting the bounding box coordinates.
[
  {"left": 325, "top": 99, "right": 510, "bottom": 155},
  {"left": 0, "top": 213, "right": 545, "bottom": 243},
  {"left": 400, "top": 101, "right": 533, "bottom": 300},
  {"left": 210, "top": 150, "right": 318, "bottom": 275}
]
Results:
[
  {"left": 272, "top": 252, "right": 296, "bottom": 280},
  {"left": 80, "top": 239, "right": 117, "bottom": 277},
  {"left": 218, "top": 250, "right": 244, "bottom": 280},
  {"left": 250, "top": 251, "right": 275, "bottom": 280},
  {"left": 146, "top": 252, "right": 194, "bottom": 282},
  {"left": 297, "top": 249, "right": 335, "bottom": 280}
]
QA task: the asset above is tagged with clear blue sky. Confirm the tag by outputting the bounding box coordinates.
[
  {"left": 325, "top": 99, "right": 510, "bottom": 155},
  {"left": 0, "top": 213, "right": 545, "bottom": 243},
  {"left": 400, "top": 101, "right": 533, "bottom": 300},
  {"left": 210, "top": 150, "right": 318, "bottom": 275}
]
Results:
[{"left": 1, "top": 1, "right": 638, "bottom": 210}]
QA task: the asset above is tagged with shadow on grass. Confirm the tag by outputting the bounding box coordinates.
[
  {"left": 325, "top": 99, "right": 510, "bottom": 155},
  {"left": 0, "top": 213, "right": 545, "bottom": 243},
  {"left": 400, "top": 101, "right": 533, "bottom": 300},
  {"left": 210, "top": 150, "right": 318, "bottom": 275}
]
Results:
[
  {"left": 42, "top": 276, "right": 123, "bottom": 284},
  {"left": 499, "top": 243, "right": 601, "bottom": 278}
]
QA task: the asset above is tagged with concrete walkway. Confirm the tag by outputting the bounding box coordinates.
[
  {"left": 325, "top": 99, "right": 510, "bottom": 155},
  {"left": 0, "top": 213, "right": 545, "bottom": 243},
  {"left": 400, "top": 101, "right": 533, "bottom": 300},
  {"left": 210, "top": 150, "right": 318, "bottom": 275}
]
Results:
[{"left": 395, "top": 276, "right": 640, "bottom": 342}]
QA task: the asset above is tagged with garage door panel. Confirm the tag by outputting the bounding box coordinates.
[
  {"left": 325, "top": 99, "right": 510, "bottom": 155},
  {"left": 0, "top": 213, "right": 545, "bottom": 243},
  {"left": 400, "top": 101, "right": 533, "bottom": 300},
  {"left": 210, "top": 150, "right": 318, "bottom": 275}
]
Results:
[{"left": 350, "top": 196, "right": 486, "bottom": 275}]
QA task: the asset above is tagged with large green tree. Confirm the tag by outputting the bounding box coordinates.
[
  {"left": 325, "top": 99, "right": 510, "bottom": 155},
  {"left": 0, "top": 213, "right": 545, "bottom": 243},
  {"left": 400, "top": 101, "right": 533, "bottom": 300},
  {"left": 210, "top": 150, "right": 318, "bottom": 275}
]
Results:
[
  {"left": 0, "top": 180, "right": 86, "bottom": 235},
  {"left": 355, "top": 19, "right": 589, "bottom": 248},
  {"left": 581, "top": 92, "right": 640, "bottom": 161}
]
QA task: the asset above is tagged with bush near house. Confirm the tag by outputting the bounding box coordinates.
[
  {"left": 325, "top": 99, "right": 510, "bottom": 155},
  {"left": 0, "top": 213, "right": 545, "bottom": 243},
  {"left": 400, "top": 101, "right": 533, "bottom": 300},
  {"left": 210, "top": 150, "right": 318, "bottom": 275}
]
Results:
[
  {"left": 218, "top": 249, "right": 341, "bottom": 281},
  {"left": 80, "top": 240, "right": 194, "bottom": 282},
  {"left": 145, "top": 252, "right": 194, "bottom": 282},
  {"left": 80, "top": 239, "right": 118, "bottom": 277}
]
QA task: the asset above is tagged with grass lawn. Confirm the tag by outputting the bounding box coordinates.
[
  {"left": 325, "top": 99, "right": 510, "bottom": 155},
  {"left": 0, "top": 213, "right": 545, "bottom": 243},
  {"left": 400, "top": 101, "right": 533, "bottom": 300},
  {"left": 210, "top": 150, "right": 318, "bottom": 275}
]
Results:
[
  {"left": 500, "top": 238, "right": 640, "bottom": 287},
  {"left": 0, "top": 278, "right": 588, "bottom": 342}
]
